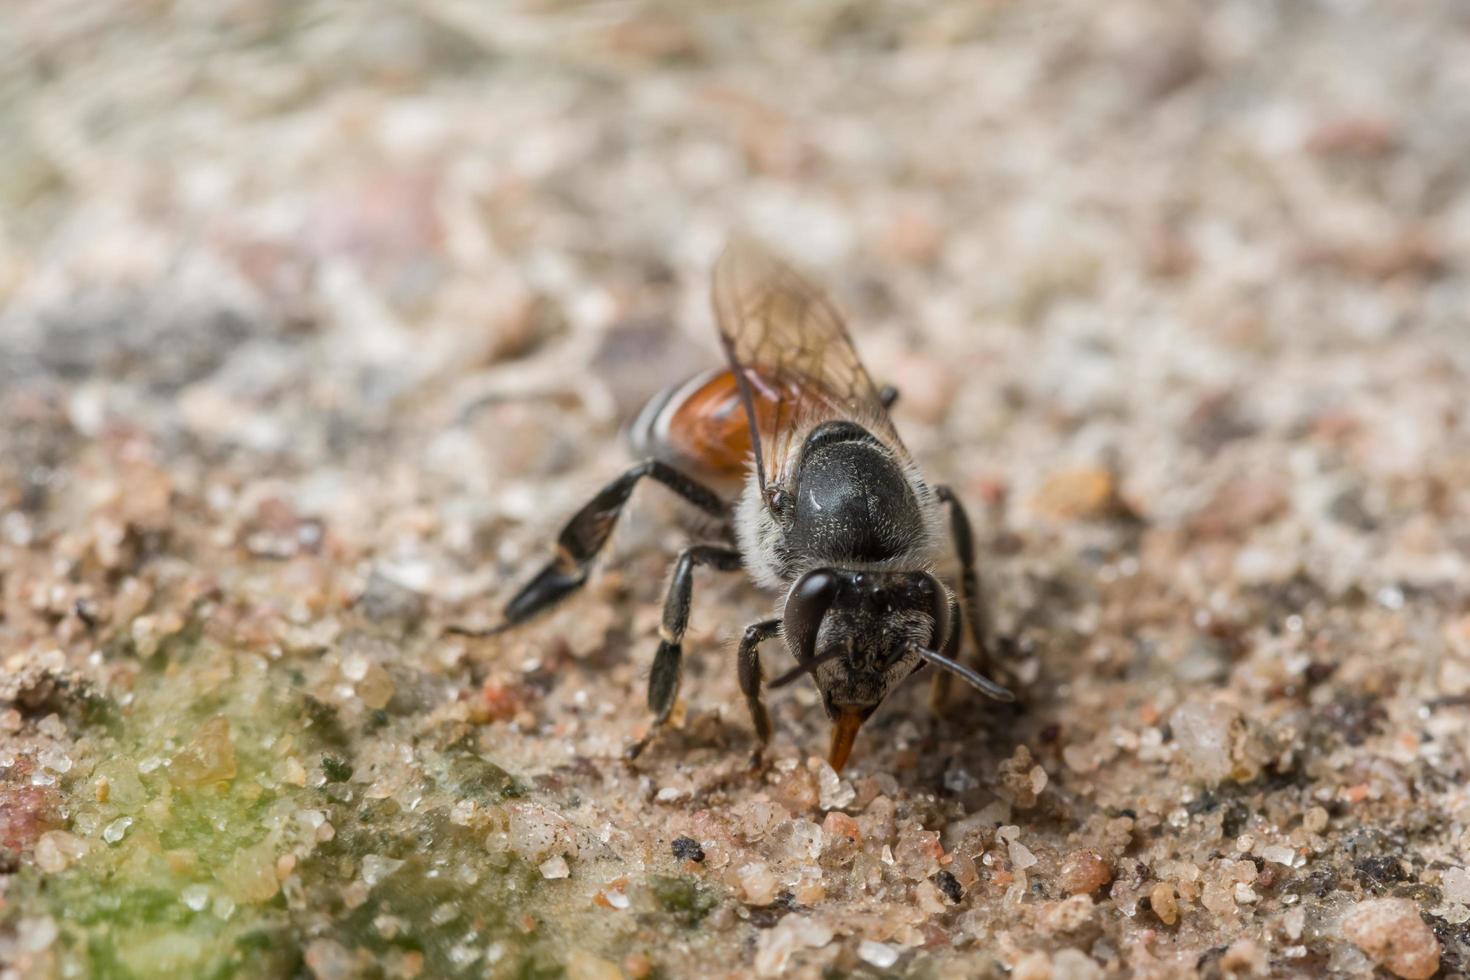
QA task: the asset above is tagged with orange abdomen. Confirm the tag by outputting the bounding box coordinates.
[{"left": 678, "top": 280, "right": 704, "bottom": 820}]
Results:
[{"left": 630, "top": 368, "right": 786, "bottom": 486}]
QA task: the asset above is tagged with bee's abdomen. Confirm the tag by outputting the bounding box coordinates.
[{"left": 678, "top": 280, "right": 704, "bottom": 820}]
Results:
[{"left": 628, "top": 368, "right": 752, "bottom": 487}]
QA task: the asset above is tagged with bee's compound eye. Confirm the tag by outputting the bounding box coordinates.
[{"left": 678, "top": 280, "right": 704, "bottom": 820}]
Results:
[{"left": 784, "top": 569, "right": 839, "bottom": 665}]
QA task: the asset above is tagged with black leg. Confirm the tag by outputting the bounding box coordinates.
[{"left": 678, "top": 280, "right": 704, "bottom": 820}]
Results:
[
  {"left": 456, "top": 461, "right": 726, "bottom": 635},
  {"left": 626, "top": 544, "right": 744, "bottom": 759},
  {"left": 647, "top": 545, "right": 744, "bottom": 721},
  {"left": 879, "top": 384, "right": 900, "bottom": 410},
  {"left": 737, "top": 618, "right": 781, "bottom": 765},
  {"left": 934, "top": 485, "right": 994, "bottom": 676}
]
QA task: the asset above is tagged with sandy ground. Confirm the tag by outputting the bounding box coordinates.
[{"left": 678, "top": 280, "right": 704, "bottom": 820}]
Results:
[{"left": 3, "top": 1, "right": 1470, "bottom": 977}]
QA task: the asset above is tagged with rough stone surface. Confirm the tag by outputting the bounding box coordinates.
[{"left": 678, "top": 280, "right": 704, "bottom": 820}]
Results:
[{"left": 2, "top": 1, "right": 1468, "bottom": 977}]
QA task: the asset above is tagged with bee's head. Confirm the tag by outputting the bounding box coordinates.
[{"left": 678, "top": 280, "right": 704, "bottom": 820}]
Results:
[{"left": 778, "top": 569, "right": 945, "bottom": 771}]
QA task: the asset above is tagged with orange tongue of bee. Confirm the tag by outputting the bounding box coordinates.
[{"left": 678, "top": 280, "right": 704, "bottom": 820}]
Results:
[{"left": 828, "top": 709, "right": 865, "bottom": 772}]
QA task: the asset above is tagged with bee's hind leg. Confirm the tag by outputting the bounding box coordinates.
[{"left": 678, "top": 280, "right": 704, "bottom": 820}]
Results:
[
  {"left": 625, "top": 544, "right": 744, "bottom": 760},
  {"left": 459, "top": 461, "right": 725, "bottom": 636},
  {"left": 737, "top": 618, "right": 781, "bottom": 768}
]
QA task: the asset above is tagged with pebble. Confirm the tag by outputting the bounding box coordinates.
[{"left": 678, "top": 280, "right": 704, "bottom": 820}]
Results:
[
  {"left": 1030, "top": 468, "right": 1124, "bottom": 521},
  {"left": 37, "top": 746, "right": 73, "bottom": 774},
  {"left": 16, "top": 916, "right": 59, "bottom": 954},
  {"left": 1171, "top": 701, "right": 1253, "bottom": 784},
  {"left": 508, "top": 804, "right": 569, "bottom": 861},
  {"left": 352, "top": 662, "right": 396, "bottom": 711},
  {"left": 1058, "top": 849, "right": 1113, "bottom": 895},
  {"left": 1151, "top": 882, "right": 1179, "bottom": 925},
  {"left": 357, "top": 570, "right": 427, "bottom": 625},
  {"left": 565, "top": 950, "right": 623, "bottom": 980},
  {"left": 857, "top": 940, "right": 899, "bottom": 969},
  {"left": 813, "top": 759, "right": 854, "bottom": 811},
  {"left": 754, "top": 915, "right": 833, "bottom": 976},
  {"left": 1007, "top": 839, "right": 1039, "bottom": 871},
  {"left": 168, "top": 716, "right": 238, "bottom": 787},
  {"left": 772, "top": 766, "right": 820, "bottom": 813},
  {"left": 361, "top": 854, "right": 404, "bottom": 886},
  {"left": 932, "top": 869, "right": 964, "bottom": 903},
  {"left": 738, "top": 862, "right": 780, "bottom": 905},
  {"left": 1440, "top": 868, "right": 1470, "bottom": 905},
  {"left": 34, "top": 830, "right": 89, "bottom": 873},
  {"left": 539, "top": 855, "right": 571, "bottom": 879},
  {"left": 102, "top": 816, "right": 133, "bottom": 845},
  {"left": 1036, "top": 895, "right": 1095, "bottom": 934},
  {"left": 895, "top": 830, "right": 944, "bottom": 879},
  {"left": 182, "top": 884, "right": 211, "bottom": 911},
  {"left": 1341, "top": 898, "right": 1440, "bottom": 979},
  {"left": 822, "top": 811, "right": 862, "bottom": 848},
  {"left": 671, "top": 836, "right": 705, "bottom": 863}
]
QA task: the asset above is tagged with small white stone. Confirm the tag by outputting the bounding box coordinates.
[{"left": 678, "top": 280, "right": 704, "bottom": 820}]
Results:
[
  {"left": 102, "top": 817, "right": 133, "bottom": 845},
  {"left": 858, "top": 940, "right": 899, "bottom": 968},
  {"left": 1028, "top": 765, "right": 1048, "bottom": 795},
  {"left": 38, "top": 747, "right": 73, "bottom": 774},
  {"left": 17, "top": 916, "right": 59, "bottom": 953},
  {"left": 754, "top": 915, "right": 834, "bottom": 976},
  {"left": 182, "top": 885, "right": 211, "bottom": 911},
  {"left": 738, "top": 862, "right": 780, "bottom": 905},
  {"left": 539, "top": 855, "right": 570, "bottom": 879},
  {"left": 1441, "top": 868, "right": 1470, "bottom": 905},
  {"left": 341, "top": 653, "right": 370, "bottom": 682},
  {"left": 814, "top": 760, "right": 855, "bottom": 811},
  {"left": 361, "top": 854, "right": 405, "bottom": 885},
  {"left": 1008, "top": 839, "right": 1038, "bottom": 870}
]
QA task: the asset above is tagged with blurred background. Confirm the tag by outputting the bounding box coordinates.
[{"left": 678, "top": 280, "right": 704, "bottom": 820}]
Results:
[
  {"left": 4, "top": 0, "right": 1467, "bottom": 586},
  {"left": 4, "top": 1, "right": 1465, "bottom": 484},
  {"left": 3, "top": 2, "right": 1470, "bottom": 977}
]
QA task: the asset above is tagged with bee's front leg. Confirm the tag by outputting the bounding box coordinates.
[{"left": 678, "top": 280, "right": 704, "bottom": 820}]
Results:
[
  {"left": 934, "top": 485, "right": 996, "bottom": 679},
  {"left": 626, "top": 544, "right": 744, "bottom": 760},
  {"left": 736, "top": 618, "right": 782, "bottom": 769}
]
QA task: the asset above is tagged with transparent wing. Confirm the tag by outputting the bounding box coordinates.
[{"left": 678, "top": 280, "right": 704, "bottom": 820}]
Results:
[{"left": 710, "top": 239, "right": 902, "bottom": 492}]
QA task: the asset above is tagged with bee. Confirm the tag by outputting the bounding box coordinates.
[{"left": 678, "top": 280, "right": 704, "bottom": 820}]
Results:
[{"left": 474, "top": 240, "right": 1013, "bottom": 771}]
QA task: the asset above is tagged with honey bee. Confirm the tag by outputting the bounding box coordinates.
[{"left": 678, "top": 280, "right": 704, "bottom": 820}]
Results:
[{"left": 475, "top": 241, "right": 1013, "bottom": 771}]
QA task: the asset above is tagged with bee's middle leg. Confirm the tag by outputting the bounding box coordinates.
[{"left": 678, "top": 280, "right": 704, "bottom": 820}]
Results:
[{"left": 627, "top": 544, "right": 743, "bottom": 758}]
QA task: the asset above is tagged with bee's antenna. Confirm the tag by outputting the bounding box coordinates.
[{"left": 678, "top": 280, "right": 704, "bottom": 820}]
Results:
[
  {"left": 768, "top": 647, "right": 848, "bottom": 689},
  {"left": 914, "top": 648, "right": 1016, "bottom": 702}
]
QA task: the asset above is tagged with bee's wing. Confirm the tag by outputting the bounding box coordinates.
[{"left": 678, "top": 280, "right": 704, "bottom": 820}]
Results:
[{"left": 711, "top": 239, "right": 904, "bottom": 493}]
